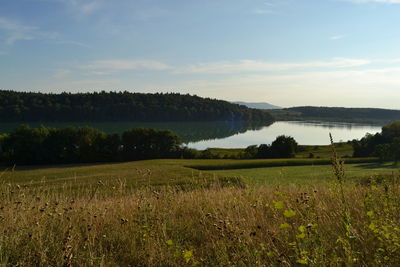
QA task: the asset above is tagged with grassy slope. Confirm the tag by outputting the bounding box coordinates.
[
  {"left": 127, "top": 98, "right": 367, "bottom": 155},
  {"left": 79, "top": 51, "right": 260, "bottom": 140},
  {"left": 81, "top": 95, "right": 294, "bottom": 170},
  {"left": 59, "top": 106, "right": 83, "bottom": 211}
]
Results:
[
  {"left": 208, "top": 162, "right": 399, "bottom": 185},
  {"left": 1, "top": 159, "right": 400, "bottom": 265},
  {"left": 1, "top": 158, "right": 396, "bottom": 189},
  {"left": 207, "top": 143, "right": 354, "bottom": 159}
]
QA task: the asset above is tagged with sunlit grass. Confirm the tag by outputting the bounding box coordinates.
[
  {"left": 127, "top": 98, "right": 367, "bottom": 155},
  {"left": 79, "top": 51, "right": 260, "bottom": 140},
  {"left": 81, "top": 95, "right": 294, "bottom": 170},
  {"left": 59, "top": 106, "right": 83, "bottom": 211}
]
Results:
[{"left": 1, "top": 158, "right": 400, "bottom": 265}]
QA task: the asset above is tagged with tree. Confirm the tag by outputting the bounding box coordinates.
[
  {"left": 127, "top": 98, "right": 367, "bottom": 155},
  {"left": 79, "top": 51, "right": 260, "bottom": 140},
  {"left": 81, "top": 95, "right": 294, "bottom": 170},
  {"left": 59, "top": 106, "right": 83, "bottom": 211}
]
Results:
[
  {"left": 244, "top": 145, "right": 258, "bottom": 158},
  {"left": 2, "top": 125, "right": 50, "bottom": 164},
  {"left": 257, "top": 144, "right": 271, "bottom": 158},
  {"left": 270, "top": 135, "right": 298, "bottom": 158},
  {"left": 375, "top": 144, "right": 391, "bottom": 162},
  {"left": 352, "top": 121, "right": 400, "bottom": 160},
  {"left": 122, "top": 128, "right": 181, "bottom": 161},
  {"left": 390, "top": 137, "right": 400, "bottom": 164}
]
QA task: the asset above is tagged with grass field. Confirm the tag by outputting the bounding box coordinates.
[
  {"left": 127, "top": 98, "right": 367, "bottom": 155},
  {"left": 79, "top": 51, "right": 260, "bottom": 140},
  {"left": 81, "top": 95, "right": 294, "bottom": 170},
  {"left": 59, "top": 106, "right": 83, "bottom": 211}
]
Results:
[
  {"left": 0, "top": 157, "right": 391, "bottom": 189},
  {"left": 1, "top": 157, "right": 400, "bottom": 265},
  {"left": 208, "top": 162, "right": 400, "bottom": 185},
  {"left": 207, "top": 143, "right": 354, "bottom": 159}
]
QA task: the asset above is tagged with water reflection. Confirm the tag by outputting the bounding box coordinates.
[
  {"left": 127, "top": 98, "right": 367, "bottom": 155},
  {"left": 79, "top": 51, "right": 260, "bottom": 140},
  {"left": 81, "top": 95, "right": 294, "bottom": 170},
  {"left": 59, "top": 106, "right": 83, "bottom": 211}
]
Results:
[
  {"left": 187, "top": 121, "right": 382, "bottom": 149},
  {"left": 0, "top": 121, "right": 382, "bottom": 149},
  {"left": 0, "top": 121, "right": 271, "bottom": 143},
  {"left": 291, "top": 121, "right": 381, "bottom": 130}
]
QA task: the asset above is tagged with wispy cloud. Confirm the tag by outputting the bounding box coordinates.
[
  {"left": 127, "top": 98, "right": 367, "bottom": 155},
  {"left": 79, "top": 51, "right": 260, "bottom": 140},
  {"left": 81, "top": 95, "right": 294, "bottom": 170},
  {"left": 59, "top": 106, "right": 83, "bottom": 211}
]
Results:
[
  {"left": 252, "top": 1, "right": 280, "bottom": 15},
  {"left": 55, "top": 0, "right": 103, "bottom": 14},
  {"left": 0, "top": 17, "right": 89, "bottom": 48},
  {"left": 156, "top": 67, "right": 400, "bottom": 108},
  {"left": 253, "top": 8, "right": 274, "bottom": 14},
  {"left": 82, "top": 60, "right": 171, "bottom": 74},
  {"left": 54, "top": 40, "right": 91, "bottom": 48},
  {"left": 0, "top": 17, "right": 38, "bottom": 45},
  {"left": 330, "top": 34, "right": 346, "bottom": 40},
  {"left": 174, "top": 58, "right": 370, "bottom": 74},
  {"left": 53, "top": 69, "right": 72, "bottom": 79}
]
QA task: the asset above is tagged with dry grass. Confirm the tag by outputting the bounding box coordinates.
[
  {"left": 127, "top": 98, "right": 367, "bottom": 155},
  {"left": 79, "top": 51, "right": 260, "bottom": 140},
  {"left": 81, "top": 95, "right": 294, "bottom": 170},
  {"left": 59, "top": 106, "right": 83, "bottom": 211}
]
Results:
[{"left": 1, "top": 172, "right": 400, "bottom": 266}]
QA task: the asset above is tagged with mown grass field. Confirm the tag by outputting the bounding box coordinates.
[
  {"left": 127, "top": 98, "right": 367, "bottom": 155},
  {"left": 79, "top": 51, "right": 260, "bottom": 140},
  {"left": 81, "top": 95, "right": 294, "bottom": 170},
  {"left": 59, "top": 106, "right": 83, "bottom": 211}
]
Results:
[{"left": 1, "top": 157, "right": 400, "bottom": 266}]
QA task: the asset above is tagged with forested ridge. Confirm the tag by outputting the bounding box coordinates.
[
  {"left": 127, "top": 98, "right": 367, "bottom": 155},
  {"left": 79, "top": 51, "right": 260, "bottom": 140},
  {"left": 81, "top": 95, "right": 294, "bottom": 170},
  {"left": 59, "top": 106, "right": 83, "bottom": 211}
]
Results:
[
  {"left": 0, "top": 90, "right": 273, "bottom": 122},
  {"left": 285, "top": 106, "right": 400, "bottom": 121}
]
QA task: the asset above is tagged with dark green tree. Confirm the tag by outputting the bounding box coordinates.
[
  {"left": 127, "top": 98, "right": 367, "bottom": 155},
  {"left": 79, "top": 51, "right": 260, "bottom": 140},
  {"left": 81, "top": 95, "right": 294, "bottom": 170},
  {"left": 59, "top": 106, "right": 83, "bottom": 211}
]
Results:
[{"left": 269, "top": 135, "right": 298, "bottom": 158}]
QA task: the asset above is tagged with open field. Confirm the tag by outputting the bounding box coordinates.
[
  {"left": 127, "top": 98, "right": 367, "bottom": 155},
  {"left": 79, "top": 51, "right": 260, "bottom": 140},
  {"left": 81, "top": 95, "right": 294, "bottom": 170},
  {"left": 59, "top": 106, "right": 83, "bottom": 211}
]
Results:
[
  {"left": 0, "top": 157, "right": 389, "bottom": 189},
  {"left": 207, "top": 143, "right": 354, "bottom": 159},
  {"left": 207, "top": 162, "right": 400, "bottom": 185},
  {"left": 1, "top": 158, "right": 400, "bottom": 265}
]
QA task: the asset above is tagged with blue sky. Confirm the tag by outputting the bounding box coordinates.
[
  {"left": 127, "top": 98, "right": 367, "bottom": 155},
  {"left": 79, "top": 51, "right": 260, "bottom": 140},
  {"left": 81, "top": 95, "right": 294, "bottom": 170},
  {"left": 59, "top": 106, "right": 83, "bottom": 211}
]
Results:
[{"left": 1, "top": 0, "right": 400, "bottom": 108}]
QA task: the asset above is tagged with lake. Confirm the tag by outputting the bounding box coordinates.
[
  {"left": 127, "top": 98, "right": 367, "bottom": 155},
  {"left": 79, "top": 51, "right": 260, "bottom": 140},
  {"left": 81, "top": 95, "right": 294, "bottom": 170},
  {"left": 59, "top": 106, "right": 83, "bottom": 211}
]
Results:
[
  {"left": 187, "top": 121, "right": 382, "bottom": 149},
  {"left": 0, "top": 120, "right": 382, "bottom": 149}
]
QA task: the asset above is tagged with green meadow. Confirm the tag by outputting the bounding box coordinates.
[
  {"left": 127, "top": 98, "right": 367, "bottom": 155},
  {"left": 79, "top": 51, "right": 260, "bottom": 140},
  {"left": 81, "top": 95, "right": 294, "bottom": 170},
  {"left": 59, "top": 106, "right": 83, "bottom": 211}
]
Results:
[
  {"left": 1, "top": 157, "right": 392, "bottom": 189},
  {"left": 1, "top": 156, "right": 400, "bottom": 266}
]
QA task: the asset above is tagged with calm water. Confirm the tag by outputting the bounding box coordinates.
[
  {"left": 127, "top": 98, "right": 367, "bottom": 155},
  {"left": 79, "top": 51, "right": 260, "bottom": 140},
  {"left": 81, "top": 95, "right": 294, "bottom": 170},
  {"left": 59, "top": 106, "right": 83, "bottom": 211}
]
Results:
[
  {"left": 187, "top": 121, "right": 382, "bottom": 149},
  {"left": 0, "top": 121, "right": 381, "bottom": 149}
]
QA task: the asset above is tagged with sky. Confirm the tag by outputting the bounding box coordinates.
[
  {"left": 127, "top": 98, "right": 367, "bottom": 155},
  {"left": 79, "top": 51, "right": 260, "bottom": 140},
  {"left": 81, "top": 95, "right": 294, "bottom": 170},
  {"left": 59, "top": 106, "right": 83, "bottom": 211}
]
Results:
[{"left": 1, "top": 0, "right": 400, "bottom": 109}]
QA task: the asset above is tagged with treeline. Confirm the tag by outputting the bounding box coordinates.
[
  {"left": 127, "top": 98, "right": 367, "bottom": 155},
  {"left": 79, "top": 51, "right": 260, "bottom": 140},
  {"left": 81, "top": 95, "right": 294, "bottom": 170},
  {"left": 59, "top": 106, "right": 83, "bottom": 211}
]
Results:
[
  {"left": 183, "top": 135, "right": 299, "bottom": 160},
  {"left": 0, "top": 126, "right": 181, "bottom": 165},
  {"left": 0, "top": 125, "right": 300, "bottom": 165},
  {"left": 284, "top": 106, "right": 400, "bottom": 122},
  {"left": 352, "top": 122, "right": 400, "bottom": 162},
  {"left": 243, "top": 135, "right": 298, "bottom": 159},
  {"left": 0, "top": 90, "right": 274, "bottom": 122}
]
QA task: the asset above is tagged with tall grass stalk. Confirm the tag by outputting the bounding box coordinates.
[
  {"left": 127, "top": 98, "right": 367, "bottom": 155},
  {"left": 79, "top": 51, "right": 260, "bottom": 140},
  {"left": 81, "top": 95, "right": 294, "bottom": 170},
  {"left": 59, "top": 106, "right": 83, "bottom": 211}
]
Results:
[{"left": 0, "top": 158, "right": 399, "bottom": 265}]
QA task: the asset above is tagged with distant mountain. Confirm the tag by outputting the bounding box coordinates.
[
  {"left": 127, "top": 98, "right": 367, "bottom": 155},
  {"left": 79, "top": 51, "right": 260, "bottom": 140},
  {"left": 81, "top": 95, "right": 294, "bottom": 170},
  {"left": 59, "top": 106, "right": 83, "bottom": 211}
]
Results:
[{"left": 233, "top": 101, "right": 282, "bottom": 110}]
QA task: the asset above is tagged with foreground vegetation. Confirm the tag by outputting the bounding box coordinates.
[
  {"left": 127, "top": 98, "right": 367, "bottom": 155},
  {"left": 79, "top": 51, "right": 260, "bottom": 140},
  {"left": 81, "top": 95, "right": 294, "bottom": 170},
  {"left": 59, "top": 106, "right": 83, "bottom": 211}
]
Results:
[
  {"left": 0, "top": 154, "right": 400, "bottom": 265},
  {"left": 1, "top": 166, "right": 399, "bottom": 265}
]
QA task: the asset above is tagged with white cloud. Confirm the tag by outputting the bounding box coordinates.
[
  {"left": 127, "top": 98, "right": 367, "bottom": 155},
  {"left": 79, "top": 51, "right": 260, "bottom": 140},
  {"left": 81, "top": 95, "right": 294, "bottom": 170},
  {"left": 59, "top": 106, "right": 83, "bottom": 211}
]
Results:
[
  {"left": 82, "top": 60, "right": 171, "bottom": 74},
  {"left": 53, "top": 69, "right": 72, "bottom": 79},
  {"left": 0, "top": 17, "right": 38, "bottom": 45},
  {"left": 330, "top": 35, "right": 346, "bottom": 40},
  {"left": 55, "top": 0, "right": 103, "bottom": 14},
  {"left": 25, "top": 57, "right": 400, "bottom": 109},
  {"left": 174, "top": 58, "right": 370, "bottom": 74},
  {"left": 81, "top": 1, "right": 102, "bottom": 14},
  {"left": 252, "top": 1, "right": 282, "bottom": 15},
  {"left": 133, "top": 7, "right": 170, "bottom": 21},
  {"left": 253, "top": 8, "right": 274, "bottom": 14},
  {"left": 150, "top": 67, "right": 400, "bottom": 108},
  {"left": 0, "top": 17, "right": 87, "bottom": 47}
]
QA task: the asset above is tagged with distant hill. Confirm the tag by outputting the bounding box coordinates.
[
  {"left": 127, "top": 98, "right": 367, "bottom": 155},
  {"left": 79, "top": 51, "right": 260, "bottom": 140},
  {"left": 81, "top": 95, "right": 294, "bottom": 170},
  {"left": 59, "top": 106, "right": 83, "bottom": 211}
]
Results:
[
  {"left": 0, "top": 90, "right": 274, "bottom": 123},
  {"left": 233, "top": 101, "right": 282, "bottom": 110},
  {"left": 269, "top": 106, "right": 400, "bottom": 124}
]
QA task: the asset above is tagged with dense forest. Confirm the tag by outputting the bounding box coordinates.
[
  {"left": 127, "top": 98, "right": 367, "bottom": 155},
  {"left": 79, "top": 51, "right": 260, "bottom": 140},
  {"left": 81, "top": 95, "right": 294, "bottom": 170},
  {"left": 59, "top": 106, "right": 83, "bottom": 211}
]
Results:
[
  {"left": 0, "top": 125, "right": 182, "bottom": 165},
  {"left": 0, "top": 90, "right": 274, "bottom": 123},
  {"left": 269, "top": 106, "right": 400, "bottom": 123},
  {"left": 0, "top": 125, "right": 298, "bottom": 165}
]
